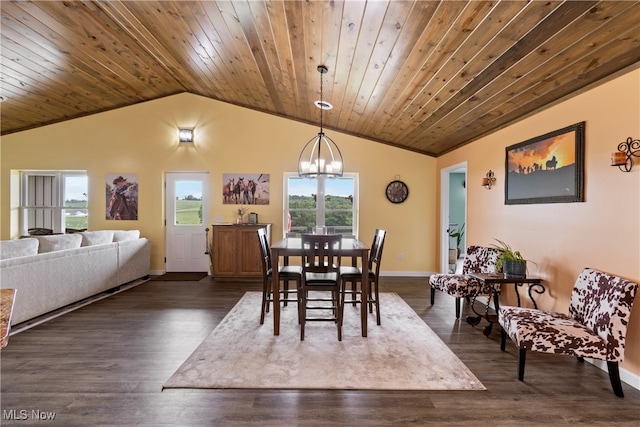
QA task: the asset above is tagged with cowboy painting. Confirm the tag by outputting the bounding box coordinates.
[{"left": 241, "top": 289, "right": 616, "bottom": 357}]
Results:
[{"left": 106, "top": 174, "right": 138, "bottom": 220}]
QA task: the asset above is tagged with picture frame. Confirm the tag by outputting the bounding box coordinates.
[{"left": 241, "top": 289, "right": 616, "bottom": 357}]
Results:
[
  {"left": 505, "top": 122, "right": 585, "bottom": 205},
  {"left": 222, "top": 173, "right": 270, "bottom": 205},
  {"left": 105, "top": 173, "right": 138, "bottom": 220}
]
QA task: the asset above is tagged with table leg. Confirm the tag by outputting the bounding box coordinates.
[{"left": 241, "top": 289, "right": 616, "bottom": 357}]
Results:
[
  {"left": 360, "top": 251, "right": 369, "bottom": 337},
  {"left": 465, "top": 294, "right": 483, "bottom": 326},
  {"left": 272, "top": 249, "right": 280, "bottom": 336},
  {"left": 482, "top": 290, "right": 500, "bottom": 336}
]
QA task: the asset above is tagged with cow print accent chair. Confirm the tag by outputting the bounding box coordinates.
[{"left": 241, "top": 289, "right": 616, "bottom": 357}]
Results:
[
  {"left": 429, "top": 245, "right": 501, "bottom": 318},
  {"left": 499, "top": 267, "right": 638, "bottom": 397}
]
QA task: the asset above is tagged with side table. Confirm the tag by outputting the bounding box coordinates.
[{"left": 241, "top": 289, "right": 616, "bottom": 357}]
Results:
[{"left": 467, "top": 273, "right": 544, "bottom": 336}]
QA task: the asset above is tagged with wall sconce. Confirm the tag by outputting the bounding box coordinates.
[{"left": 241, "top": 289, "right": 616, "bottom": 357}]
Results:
[
  {"left": 611, "top": 137, "right": 639, "bottom": 172},
  {"left": 481, "top": 170, "right": 496, "bottom": 189},
  {"left": 178, "top": 128, "right": 194, "bottom": 143}
]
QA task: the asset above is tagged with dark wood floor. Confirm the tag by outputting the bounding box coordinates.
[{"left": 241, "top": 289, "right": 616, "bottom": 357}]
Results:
[{"left": 2, "top": 277, "right": 639, "bottom": 426}]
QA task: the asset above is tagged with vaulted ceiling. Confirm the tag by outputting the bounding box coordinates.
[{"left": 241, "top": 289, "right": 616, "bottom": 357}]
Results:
[{"left": 1, "top": 1, "right": 639, "bottom": 156}]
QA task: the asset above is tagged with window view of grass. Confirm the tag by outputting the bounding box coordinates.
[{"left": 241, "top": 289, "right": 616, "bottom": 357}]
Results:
[
  {"left": 176, "top": 198, "right": 203, "bottom": 225},
  {"left": 174, "top": 181, "right": 203, "bottom": 225},
  {"left": 64, "top": 199, "right": 88, "bottom": 229}
]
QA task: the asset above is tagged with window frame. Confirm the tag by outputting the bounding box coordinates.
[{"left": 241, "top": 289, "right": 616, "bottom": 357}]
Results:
[
  {"left": 283, "top": 172, "right": 359, "bottom": 239},
  {"left": 20, "top": 171, "right": 88, "bottom": 235}
]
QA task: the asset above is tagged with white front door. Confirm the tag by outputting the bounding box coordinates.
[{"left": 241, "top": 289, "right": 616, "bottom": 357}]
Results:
[{"left": 165, "top": 172, "right": 210, "bottom": 273}]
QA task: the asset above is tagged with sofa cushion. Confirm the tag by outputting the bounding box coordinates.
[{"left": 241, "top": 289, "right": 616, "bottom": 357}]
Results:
[
  {"left": 80, "top": 230, "right": 114, "bottom": 247},
  {"left": 112, "top": 230, "right": 140, "bottom": 242},
  {"left": 0, "top": 238, "right": 39, "bottom": 260},
  {"left": 35, "top": 234, "right": 82, "bottom": 253}
]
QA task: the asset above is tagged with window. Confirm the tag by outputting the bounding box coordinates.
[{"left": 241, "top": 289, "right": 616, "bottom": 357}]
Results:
[
  {"left": 20, "top": 171, "right": 88, "bottom": 235},
  {"left": 174, "top": 180, "right": 203, "bottom": 225},
  {"left": 284, "top": 173, "right": 358, "bottom": 237}
]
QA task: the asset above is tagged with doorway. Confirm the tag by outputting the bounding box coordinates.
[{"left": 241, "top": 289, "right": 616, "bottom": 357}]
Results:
[
  {"left": 439, "top": 162, "right": 467, "bottom": 274},
  {"left": 165, "top": 172, "right": 210, "bottom": 273}
]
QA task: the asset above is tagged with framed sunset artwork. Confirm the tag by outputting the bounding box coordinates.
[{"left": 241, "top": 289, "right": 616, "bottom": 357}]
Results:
[{"left": 505, "top": 122, "right": 585, "bottom": 205}]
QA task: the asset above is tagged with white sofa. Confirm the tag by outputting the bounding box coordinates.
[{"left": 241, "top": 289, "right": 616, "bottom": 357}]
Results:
[{"left": 0, "top": 230, "right": 151, "bottom": 326}]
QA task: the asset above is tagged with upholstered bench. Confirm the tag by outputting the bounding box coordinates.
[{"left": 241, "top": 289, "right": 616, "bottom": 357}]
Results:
[
  {"left": 429, "top": 245, "right": 501, "bottom": 318},
  {"left": 499, "top": 267, "right": 638, "bottom": 397}
]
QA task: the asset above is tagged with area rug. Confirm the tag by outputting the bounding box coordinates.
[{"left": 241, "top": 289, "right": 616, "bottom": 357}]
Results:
[
  {"left": 151, "top": 272, "right": 208, "bottom": 281},
  {"left": 163, "top": 292, "right": 485, "bottom": 391}
]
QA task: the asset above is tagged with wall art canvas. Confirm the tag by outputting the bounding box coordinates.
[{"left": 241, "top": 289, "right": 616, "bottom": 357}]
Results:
[
  {"left": 505, "top": 122, "right": 585, "bottom": 205},
  {"left": 222, "top": 173, "right": 270, "bottom": 205},
  {"left": 106, "top": 173, "right": 138, "bottom": 220}
]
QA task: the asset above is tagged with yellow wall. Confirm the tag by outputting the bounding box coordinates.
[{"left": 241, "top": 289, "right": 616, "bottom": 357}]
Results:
[
  {"left": 2, "top": 67, "right": 638, "bottom": 379},
  {"left": 0, "top": 93, "right": 437, "bottom": 275},
  {"left": 437, "top": 68, "right": 640, "bottom": 377}
]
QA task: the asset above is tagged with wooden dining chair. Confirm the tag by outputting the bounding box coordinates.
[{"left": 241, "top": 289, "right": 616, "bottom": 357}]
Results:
[
  {"left": 340, "top": 229, "right": 386, "bottom": 325},
  {"left": 257, "top": 227, "right": 302, "bottom": 325},
  {"left": 300, "top": 234, "right": 343, "bottom": 341}
]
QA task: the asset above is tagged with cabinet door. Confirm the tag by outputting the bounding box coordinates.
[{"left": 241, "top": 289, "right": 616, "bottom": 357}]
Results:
[
  {"left": 238, "top": 227, "right": 262, "bottom": 276},
  {"left": 212, "top": 227, "right": 236, "bottom": 276}
]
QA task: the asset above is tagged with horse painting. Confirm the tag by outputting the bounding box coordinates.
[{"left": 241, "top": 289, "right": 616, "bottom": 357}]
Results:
[
  {"left": 223, "top": 178, "right": 235, "bottom": 203},
  {"left": 233, "top": 177, "right": 244, "bottom": 203},
  {"left": 108, "top": 181, "right": 138, "bottom": 220},
  {"left": 546, "top": 155, "right": 558, "bottom": 170},
  {"left": 247, "top": 180, "right": 257, "bottom": 204},
  {"left": 222, "top": 173, "right": 270, "bottom": 205}
]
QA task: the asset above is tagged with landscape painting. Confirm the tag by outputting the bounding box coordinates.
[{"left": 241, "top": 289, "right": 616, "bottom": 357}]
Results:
[
  {"left": 222, "top": 173, "right": 270, "bottom": 205},
  {"left": 505, "top": 122, "right": 585, "bottom": 205}
]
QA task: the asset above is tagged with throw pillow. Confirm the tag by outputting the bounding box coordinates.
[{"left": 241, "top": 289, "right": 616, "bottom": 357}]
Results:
[
  {"left": 35, "top": 234, "right": 82, "bottom": 253},
  {"left": 0, "top": 238, "right": 39, "bottom": 260},
  {"left": 80, "top": 230, "right": 114, "bottom": 247},
  {"left": 112, "top": 230, "right": 140, "bottom": 242}
]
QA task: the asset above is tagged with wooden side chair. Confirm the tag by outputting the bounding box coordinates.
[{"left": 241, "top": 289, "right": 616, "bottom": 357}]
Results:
[
  {"left": 429, "top": 245, "right": 501, "bottom": 318},
  {"left": 257, "top": 227, "right": 302, "bottom": 325},
  {"left": 499, "top": 267, "right": 638, "bottom": 397},
  {"left": 300, "top": 234, "right": 342, "bottom": 341},
  {"left": 340, "top": 229, "right": 386, "bottom": 325}
]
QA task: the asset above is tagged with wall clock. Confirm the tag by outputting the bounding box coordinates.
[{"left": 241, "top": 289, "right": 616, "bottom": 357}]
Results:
[{"left": 386, "top": 179, "right": 409, "bottom": 204}]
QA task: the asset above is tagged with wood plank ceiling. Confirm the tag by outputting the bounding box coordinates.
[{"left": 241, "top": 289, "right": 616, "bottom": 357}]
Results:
[{"left": 1, "top": 1, "right": 639, "bottom": 157}]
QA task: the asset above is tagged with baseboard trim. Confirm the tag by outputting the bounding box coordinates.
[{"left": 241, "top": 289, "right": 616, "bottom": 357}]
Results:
[
  {"left": 380, "top": 271, "right": 432, "bottom": 277},
  {"left": 587, "top": 358, "right": 640, "bottom": 391}
]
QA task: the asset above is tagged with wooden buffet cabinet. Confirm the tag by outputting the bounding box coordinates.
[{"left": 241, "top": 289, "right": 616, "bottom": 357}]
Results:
[{"left": 210, "top": 224, "right": 271, "bottom": 279}]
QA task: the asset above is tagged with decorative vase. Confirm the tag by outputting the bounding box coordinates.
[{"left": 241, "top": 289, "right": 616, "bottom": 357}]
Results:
[
  {"left": 236, "top": 215, "right": 243, "bottom": 224},
  {"left": 504, "top": 260, "right": 526, "bottom": 279}
]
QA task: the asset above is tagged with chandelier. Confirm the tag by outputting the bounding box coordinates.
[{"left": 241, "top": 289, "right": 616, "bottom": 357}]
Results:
[{"left": 298, "top": 65, "right": 344, "bottom": 178}]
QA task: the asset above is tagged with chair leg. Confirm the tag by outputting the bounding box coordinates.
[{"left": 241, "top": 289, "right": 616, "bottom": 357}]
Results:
[
  {"left": 336, "top": 286, "right": 342, "bottom": 341},
  {"left": 517, "top": 348, "right": 526, "bottom": 381},
  {"left": 296, "top": 278, "right": 302, "bottom": 325},
  {"left": 373, "top": 280, "right": 381, "bottom": 325},
  {"left": 430, "top": 287, "right": 435, "bottom": 305},
  {"left": 283, "top": 280, "right": 289, "bottom": 307},
  {"left": 500, "top": 327, "right": 506, "bottom": 352},
  {"left": 260, "top": 281, "right": 270, "bottom": 325},
  {"left": 455, "top": 297, "right": 461, "bottom": 318},
  {"left": 607, "top": 361, "right": 624, "bottom": 397},
  {"left": 300, "top": 286, "right": 306, "bottom": 341},
  {"left": 351, "top": 281, "right": 357, "bottom": 306}
]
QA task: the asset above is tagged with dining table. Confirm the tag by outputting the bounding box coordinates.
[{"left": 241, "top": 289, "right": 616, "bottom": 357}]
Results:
[{"left": 270, "top": 236, "right": 370, "bottom": 337}]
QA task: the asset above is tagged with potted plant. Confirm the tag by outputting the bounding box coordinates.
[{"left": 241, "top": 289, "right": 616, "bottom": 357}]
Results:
[
  {"left": 492, "top": 239, "right": 527, "bottom": 278},
  {"left": 448, "top": 223, "right": 465, "bottom": 258}
]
